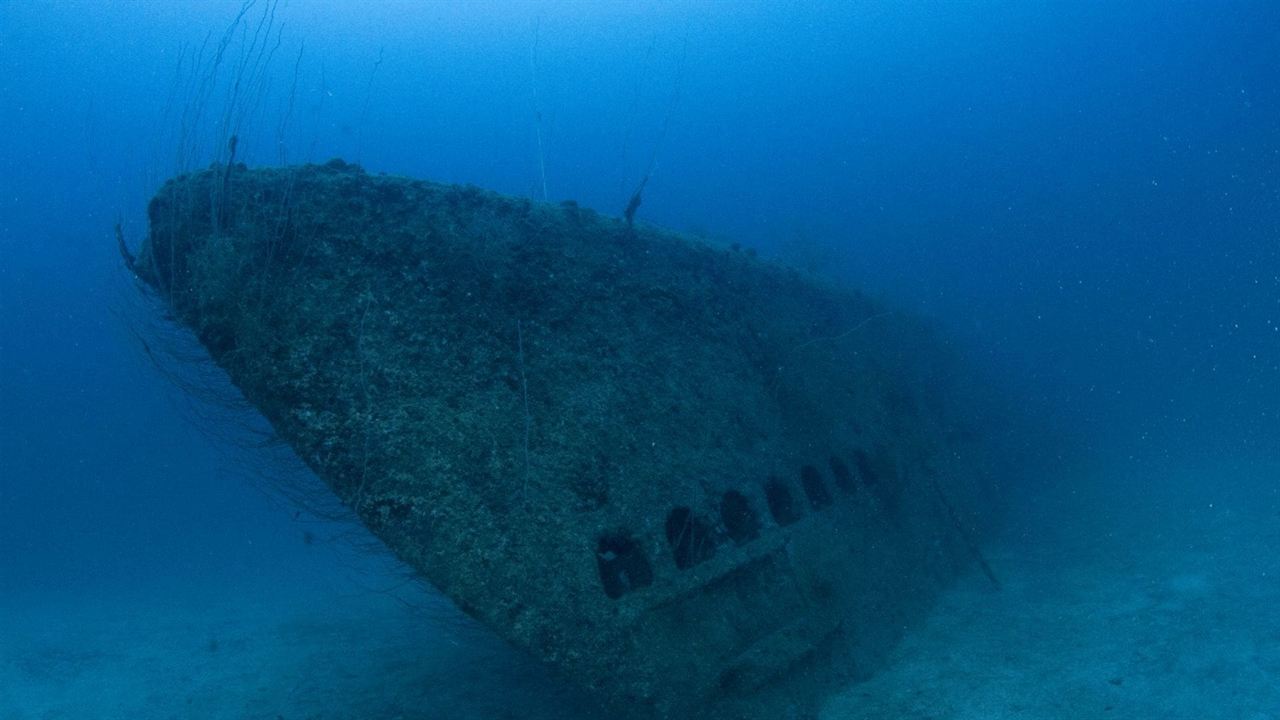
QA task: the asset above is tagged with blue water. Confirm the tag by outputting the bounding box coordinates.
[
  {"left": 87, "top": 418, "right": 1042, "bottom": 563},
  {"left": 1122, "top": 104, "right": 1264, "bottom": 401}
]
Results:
[{"left": 1, "top": 2, "right": 1277, "bottom": 718}]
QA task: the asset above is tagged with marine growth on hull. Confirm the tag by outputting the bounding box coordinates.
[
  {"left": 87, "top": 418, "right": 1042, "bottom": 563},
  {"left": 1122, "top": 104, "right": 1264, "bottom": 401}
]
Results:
[{"left": 130, "top": 159, "right": 1004, "bottom": 719}]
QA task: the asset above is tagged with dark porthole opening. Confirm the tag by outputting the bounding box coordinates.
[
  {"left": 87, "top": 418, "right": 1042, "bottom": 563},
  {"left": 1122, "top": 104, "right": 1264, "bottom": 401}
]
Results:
[
  {"left": 829, "top": 455, "right": 856, "bottom": 493},
  {"left": 720, "top": 490, "right": 761, "bottom": 545},
  {"left": 665, "top": 507, "right": 717, "bottom": 569},
  {"left": 764, "top": 477, "right": 801, "bottom": 526},
  {"left": 800, "top": 465, "right": 832, "bottom": 509},
  {"left": 596, "top": 533, "right": 654, "bottom": 599}
]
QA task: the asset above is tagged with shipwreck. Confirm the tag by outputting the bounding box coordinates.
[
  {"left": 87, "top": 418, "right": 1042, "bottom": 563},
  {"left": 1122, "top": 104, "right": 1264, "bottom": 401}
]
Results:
[{"left": 126, "top": 158, "right": 1004, "bottom": 718}]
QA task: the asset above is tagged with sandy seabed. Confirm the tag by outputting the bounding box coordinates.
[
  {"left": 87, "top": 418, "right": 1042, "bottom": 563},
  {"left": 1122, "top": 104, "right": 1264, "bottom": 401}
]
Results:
[
  {"left": 822, "top": 456, "right": 1280, "bottom": 720},
  {"left": 3, "top": 458, "right": 1277, "bottom": 720},
  {"left": 0, "top": 548, "right": 599, "bottom": 720}
]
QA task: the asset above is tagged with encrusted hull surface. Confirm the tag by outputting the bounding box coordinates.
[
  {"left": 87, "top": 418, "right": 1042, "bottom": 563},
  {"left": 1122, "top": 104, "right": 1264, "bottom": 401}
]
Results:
[{"left": 137, "top": 160, "right": 1002, "bottom": 718}]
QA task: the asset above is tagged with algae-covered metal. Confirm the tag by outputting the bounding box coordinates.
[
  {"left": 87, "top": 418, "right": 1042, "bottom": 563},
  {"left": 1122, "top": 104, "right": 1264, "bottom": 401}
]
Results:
[{"left": 136, "top": 159, "right": 1001, "bottom": 718}]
